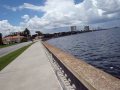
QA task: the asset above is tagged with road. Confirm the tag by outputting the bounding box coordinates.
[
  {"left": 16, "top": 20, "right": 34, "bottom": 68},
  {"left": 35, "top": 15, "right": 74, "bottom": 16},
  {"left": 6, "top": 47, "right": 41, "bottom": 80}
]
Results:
[{"left": 0, "top": 41, "right": 32, "bottom": 57}]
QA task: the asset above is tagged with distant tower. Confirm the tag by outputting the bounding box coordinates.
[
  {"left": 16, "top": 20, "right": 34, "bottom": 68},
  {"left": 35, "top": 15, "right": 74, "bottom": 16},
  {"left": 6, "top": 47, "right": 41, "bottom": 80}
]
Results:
[
  {"left": 71, "top": 26, "right": 76, "bottom": 32},
  {"left": 84, "top": 26, "right": 90, "bottom": 31}
]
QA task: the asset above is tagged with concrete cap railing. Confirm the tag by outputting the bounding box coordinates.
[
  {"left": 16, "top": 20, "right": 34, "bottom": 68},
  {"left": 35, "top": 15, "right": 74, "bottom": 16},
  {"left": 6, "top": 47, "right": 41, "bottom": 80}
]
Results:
[{"left": 43, "top": 42, "right": 120, "bottom": 90}]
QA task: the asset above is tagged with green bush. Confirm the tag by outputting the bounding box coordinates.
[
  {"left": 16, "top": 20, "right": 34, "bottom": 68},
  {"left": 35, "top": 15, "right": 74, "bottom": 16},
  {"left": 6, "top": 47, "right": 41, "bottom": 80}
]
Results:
[{"left": 21, "top": 38, "right": 27, "bottom": 42}]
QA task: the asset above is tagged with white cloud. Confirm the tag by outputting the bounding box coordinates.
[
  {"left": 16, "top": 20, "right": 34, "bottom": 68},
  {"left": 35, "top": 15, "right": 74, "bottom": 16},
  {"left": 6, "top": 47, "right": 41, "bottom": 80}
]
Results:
[
  {"left": 3, "top": 0, "right": 120, "bottom": 33},
  {"left": 3, "top": 5, "right": 17, "bottom": 11},
  {"left": 18, "top": 3, "right": 43, "bottom": 11},
  {"left": 0, "top": 20, "right": 13, "bottom": 31},
  {"left": 24, "top": 0, "right": 120, "bottom": 31},
  {"left": 30, "top": 0, "right": 119, "bottom": 24},
  {"left": 21, "top": 14, "right": 30, "bottom": 22},
  {"left": 4, "top": 3, "right": 43, "bottom": 11},
  {"left": 93, "top": 0, "right": 120, "bottom": 12},
  {"left": 0, "top": 20, "right": 22, "bottom": 36}
]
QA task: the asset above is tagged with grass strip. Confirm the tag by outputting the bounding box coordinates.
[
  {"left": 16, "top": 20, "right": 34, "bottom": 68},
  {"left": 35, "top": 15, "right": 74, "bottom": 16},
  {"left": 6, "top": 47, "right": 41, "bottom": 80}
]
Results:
[
  {"left": 0, "top": 43, "right": 33, "bottom": 71},
  {"left": 0, "top": 43, "right": 17, "bottom": 48}
]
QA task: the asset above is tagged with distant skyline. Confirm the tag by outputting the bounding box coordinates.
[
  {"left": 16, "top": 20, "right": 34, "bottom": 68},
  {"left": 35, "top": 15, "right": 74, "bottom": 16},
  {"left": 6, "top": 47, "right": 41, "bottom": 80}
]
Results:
[{"left": 0, "top": 0, "right": 120, "bottom": 35}]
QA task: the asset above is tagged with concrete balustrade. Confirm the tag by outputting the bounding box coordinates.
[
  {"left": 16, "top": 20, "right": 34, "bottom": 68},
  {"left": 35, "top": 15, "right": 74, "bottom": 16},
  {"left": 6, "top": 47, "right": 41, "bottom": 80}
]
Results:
[{"left": 43, "top": 42, "right": 120, "bottom": 90}]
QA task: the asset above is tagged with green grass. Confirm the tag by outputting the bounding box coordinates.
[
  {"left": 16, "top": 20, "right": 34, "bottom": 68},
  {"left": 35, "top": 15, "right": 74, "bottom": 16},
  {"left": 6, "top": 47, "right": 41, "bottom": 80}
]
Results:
[
  {"left": 0, "top": 43, "right": 33, "bottom": 71},
  {"left": 0, "top": 43, "right": 17, "bottom": 48}
]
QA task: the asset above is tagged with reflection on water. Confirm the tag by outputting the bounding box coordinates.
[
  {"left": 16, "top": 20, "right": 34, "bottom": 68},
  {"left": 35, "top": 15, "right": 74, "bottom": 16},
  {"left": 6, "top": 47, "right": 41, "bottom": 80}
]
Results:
[{"left": 48, "top": 28, "right": 120, "bottom": 79}]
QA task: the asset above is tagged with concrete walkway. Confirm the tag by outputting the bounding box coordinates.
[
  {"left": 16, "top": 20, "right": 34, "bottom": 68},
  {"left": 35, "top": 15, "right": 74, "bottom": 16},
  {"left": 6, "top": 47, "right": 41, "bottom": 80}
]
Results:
[{"left": 0, "top": 41, "right": 62, "bottom": 90}]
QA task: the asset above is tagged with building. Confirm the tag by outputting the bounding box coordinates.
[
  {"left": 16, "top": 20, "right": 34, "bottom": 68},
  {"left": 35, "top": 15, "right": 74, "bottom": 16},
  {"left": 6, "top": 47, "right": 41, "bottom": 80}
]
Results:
[
  {"left": 2, "top": 35, "right": 24, "bottom": 44},
  {"left": 84, "top": 26, "right": 90, "bottom": 31},
  {"left": 71, "top": 26, "right": 76, "bottom": 31}
]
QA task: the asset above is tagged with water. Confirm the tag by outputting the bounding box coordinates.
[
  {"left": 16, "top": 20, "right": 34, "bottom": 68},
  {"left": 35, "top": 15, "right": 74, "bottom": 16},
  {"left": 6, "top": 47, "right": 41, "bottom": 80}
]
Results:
[{"left": 47, "top": 28, "right": 120, "bottom": 79}]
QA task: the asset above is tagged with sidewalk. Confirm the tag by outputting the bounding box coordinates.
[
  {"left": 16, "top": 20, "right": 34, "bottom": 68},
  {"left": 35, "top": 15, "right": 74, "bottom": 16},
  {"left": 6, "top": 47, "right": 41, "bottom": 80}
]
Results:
[{"left": 0, "top": 41, "right": 62, "bottom": 90}]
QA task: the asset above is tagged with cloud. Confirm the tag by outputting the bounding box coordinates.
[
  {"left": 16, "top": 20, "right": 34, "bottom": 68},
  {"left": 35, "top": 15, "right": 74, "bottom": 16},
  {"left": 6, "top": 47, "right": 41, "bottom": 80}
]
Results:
[
  {"left": 93, "top": 0, "right": 120, "bottom": 13},
  {"left": 19, "top": 3, "right": 43, "bottom": 11},
  {"left": 21, "top": 14, "right": 30, "bottom": 22},
  {"left": 3, "top": 0, "right": 120, "bottom": 34},
  {"left": 4, "top": 3, "right": 43, "bottom": 11},
  {"left": 0, "top": 20, "right": 22, "bottom": 36},
  {"left": 3, "top": 5, "right": 17, "bottom": 11},
  {"left": 0, "top": 20, "right": 13, "bottom": 31},
  {"left": 22, "top": 0, "right": 120, "bottom": 31}
]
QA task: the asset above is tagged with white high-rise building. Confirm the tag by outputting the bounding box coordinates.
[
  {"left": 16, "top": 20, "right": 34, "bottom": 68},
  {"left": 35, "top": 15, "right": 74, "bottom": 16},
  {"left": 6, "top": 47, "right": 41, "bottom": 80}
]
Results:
[
  {"left": 84, "top": 26, "right": 90, "bottom": 31},
  {"left": 71, "top": 26, "right": 76, "bottom": 31}
]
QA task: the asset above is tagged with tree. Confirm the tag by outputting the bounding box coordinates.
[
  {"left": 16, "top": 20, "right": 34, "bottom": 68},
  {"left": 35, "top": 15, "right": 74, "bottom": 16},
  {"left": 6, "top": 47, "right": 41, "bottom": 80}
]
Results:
[
  {"left": 23, "top": 28, "right": 31, "bottom": 41},
  {"left": 0, "top": 33, "right": 3, "bottom": 45},
  {"left": 24, "top": 28, "right": 30, "bottom": 37},
  {"left": 35, "top": 31, "right": 43, "bottom": 36}
]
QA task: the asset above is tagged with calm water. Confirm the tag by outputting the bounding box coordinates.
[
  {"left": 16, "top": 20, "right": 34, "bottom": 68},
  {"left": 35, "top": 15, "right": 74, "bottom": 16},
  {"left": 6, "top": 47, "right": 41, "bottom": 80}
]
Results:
[{"left": 48, "top": 28, "right": 120, "bottom": 79}]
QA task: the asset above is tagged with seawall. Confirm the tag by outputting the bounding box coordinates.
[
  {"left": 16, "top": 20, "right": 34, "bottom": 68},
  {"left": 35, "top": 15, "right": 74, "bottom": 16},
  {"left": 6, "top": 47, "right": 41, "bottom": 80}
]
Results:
[{"left": 42, "top": 41, "right": 120, "bottom": 90}]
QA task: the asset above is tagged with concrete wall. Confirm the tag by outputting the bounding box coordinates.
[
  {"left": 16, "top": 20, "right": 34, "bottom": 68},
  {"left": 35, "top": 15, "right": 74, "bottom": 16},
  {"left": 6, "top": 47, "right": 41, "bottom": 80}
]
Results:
[{"left": 43, "top": 42, "right": 120, "bottom": 90}]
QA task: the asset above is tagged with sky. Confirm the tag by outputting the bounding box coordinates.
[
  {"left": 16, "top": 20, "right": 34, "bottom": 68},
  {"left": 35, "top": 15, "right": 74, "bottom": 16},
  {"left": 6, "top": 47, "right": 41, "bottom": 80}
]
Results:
[{"left": 0, "top": 0, "right": 120, "bottom": 35}]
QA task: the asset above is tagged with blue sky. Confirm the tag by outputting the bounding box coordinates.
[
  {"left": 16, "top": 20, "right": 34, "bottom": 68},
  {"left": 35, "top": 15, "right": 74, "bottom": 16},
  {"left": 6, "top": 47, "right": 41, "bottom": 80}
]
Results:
[
  {"left": 0, "top": 0, "right": 120, "bottom": 34},
  {"left": 0, "top": 0, "right": 83, "bottom": 25},
  {"left": 0, "top": 0, "right": 45, "bottom": 25}
]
